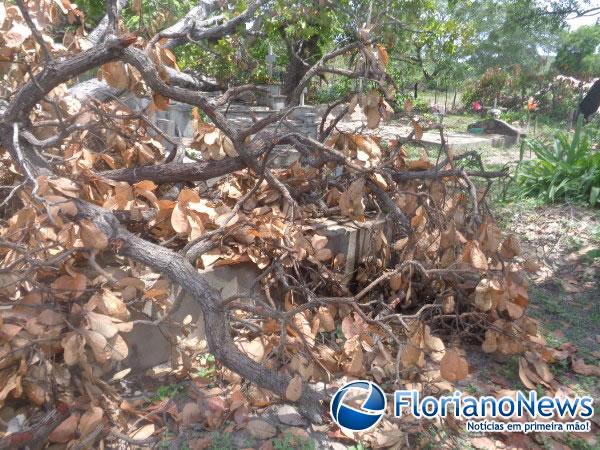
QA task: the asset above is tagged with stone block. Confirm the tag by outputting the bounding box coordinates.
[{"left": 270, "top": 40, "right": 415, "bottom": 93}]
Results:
[
  {"left": 310, "top": 216, "right": 393, "bottom": 282},
  {"left": 120, "top": 217, "right": 393, "bottom": 373},
  {"left": 270, "top": 94, "right": 287, "bottom": 111},
  {"left": 121, "top": 263, "right": 263, "bottom": 373},
  {"left": 270, "top": 145, "right": 300, "bottom": 168}
]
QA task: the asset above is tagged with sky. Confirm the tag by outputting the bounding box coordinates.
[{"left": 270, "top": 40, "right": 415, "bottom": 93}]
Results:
[
  {"left": 567, "top": 14, "right": 598, "bottom": 28},
  {"left": 566, "top": 0, "right": 600, "bottom": 29}
]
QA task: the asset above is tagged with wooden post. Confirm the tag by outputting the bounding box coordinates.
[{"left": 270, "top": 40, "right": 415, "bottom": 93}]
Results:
[{"left": 444, "top": 89, "right": 448, "bottom": 113}]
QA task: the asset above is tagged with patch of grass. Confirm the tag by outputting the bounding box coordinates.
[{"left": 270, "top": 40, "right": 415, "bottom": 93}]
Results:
[
  {"left": 498, "top": 357, "right": 520, "bottom": 387},
  {"left": 529, "top": 285, "right": 600, "bottom": 360},
  {"left": 563, "top": 435, "right": 597, "bottom": 450},
  {"left": 348, "top": 442, "right": 368, "bottom": 450},
  {"left": 530, "top": 286, "right": 566, "bottom": 317},
  {"left": 210, "top": 431, "right": 235, "bottom": 450},
  {"left": 195, "top": 353, "right": 218, "bottom": 379},
  {"left": 464, "top": 383, "right": 485, "bottom": 395},
  {"left": 151, "top": 382, "right": 185, "bottom": 402},
  {"left": 582, "top": 247, "right": 600, "bottom": 263},
  {"left": 273, "top": 433, "right": 316, "bottom": 450},
  {"left": 569, "top": 374, "right": 599, "bottom": 398},
  {"left": 592, "top": 219, "right": 600, "bottom": 242},
  {"left": 402, "top": 144, "right": 426, "bottom": 159}
]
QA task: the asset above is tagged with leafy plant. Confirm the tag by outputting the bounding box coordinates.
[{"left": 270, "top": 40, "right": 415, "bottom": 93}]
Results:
[
  {"left": 515, "top": 118, "right": 600, "bottom": 206},
  {"left": 394, "top": 92, "right": 431, "bottom": 113},
  {"left": 501, "top": 109, "right": 528, "bottom": 124},
  {"left": 312, "top": 78, "right": 354, "bottom": 104},
  {"left": 210, "top": 432, "right": 235, "bottom": 450},
  {"left": 348, "top": 442, "right": 368, "bottom": 450},
  {"left": 195, "top": 353, "right": 218, "bottom": 379},
  {"left": 273, "top": 433, "right": 316, "bottom": 450},
  {"left": 151, "top": 383, "right": 185, "bottom": 401}
]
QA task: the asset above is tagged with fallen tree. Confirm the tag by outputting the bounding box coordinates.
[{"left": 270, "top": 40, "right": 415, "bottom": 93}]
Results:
[{"left": 0, "top": 0, "right": 558, "bottom": 447}]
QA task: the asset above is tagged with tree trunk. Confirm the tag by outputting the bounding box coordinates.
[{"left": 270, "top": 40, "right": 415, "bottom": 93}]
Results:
[
  {"left": 414, "top": 82, "right": 418, "bottom": 99},
  {"left": 282, "top": 38, "right": 319, "bottom": 104}
]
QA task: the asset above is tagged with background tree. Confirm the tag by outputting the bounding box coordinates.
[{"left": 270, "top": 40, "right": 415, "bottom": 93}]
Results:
[{"left": 554, "top": 24, "right": 600, "bottom": 80}]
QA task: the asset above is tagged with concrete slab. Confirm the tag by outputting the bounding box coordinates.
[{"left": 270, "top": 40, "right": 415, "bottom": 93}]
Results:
[{"left": 335, "top": 119, "right": 516, "bottom": 151}]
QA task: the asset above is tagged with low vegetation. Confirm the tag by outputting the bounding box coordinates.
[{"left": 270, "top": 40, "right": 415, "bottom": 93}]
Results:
[{"left": 516, "top": 118, "right": 600, "bottom": 206}]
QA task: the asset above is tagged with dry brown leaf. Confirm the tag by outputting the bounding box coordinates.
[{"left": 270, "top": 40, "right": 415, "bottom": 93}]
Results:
[
  {"left": 474, "top": 278, "right": 493, "bottom": 312},
  {"left": 87, "top": 311, "right": 118, "bottom": 338},
  {"left": 99, "top": 61, "right": 130, "bottom": 89},
  {"left": 500, "top": 235, "right": 521, "bottom": 258},
  {"left": 341, "top": 314, "right": 368, "bottom": 339},
  {"left": 482, "top": 330, "right": 498, "bottom": 353},
  {"left": 62, "top": 332, "right": 85, "bottom": 366},
  {"left": 423, "top": 325, "right": 445, "bottom": 362},
  {"left": 400, "top": 326, "right": 425, "bottom": 368},
  {"left": 440, "top": 349, "right": 468, "bottom": 382},
  {"left": 4, "top": 22, "right": 32, "bottom": 48},
  {"left": 518, "top": 357, "right": 537, "bottom": 389},
  {"left": 109, "top": 334, "right": 129, "bottom": 361},
  {"left": 315, "top": 247, "right": 333, "bottom": 261},
  {"left": 285, "top": 375, "right": 303, "bottom": 402},
  {"left": 130, "top": 424, "right": 155, "bottom": 440},
  {"left": 79, "top": 406, "right": 103, "bottom": 437},
  {"left": 181, "top": 402, "right": 202, "bottom": 427},
  {"left": 84, "top": 330, "right": 109, "bottom": 362},
  {"left": 412, "top": 121, "right": 424, "bottom": 140},
  {"left": 52, "top": 273, "right": 87, "bottom": 300},
  {"left": 79, "top": 219, "right": 108, "bottom": 249},
  {"left": 376, "top": 44, "right": 389, "bottom": 66},
  {"left": 153, "top": 92, "right": 170, "bottom": 111},
  {"left": 317, "top": 307, "right": 335, "bottom": 332},
  {"left": 389, "top": 273, "right": 402, "bottom": 291},
  {"left": 237, "top": 338, "right": 265, "bottom": 362},
  {"left": 572, "top": 358, "right": 600, "bottom": 377},
  {"left": 93, "top": 290, "right": 130, "bottom": 321},
  {"left": 311, "top": 234, "right": 328, "bottom": 250},
  {"left": 49, "top": 414, "right": 79, "bottom": 443}
]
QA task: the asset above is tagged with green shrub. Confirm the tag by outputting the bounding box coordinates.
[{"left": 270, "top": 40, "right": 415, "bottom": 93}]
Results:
[
  {"left": 462, "top": 68, "right": 510, "bottom": 108},
  {"left": 515, "top": 118, "right": 600, "bottom": 206},
  {"left": 501, "top": 110, "right": 529, "bottom": 124},
  {"left": 394, "top": 92, "right": 430, "bottom": 113},
  {"left": 311, "top": 78, "right": 354, "bottom": 104}
]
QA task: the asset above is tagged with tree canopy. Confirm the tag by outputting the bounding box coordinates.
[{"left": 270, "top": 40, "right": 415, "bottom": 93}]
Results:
[{"left": 554, "top": 24, "right": 600, "bottom": 79}]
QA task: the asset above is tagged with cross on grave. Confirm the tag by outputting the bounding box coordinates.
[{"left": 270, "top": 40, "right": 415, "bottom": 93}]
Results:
[
  {"left": 300, "top": 87, "right": 307, "bottom": 106},
  {"left": 266, "top": 44, "right": 275, "bottom": 77}
]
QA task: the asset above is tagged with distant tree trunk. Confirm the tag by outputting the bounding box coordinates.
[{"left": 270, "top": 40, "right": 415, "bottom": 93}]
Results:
[
  {"left": 452, "top": 89, "right": 457, "bottom": 111},
  {"left": 444, "top": 89, "right": 448, "bottom": 112},
  {"left": 414, "top": 82, "right": 418, "bottom": 99}
]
